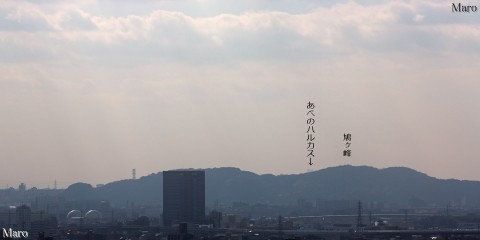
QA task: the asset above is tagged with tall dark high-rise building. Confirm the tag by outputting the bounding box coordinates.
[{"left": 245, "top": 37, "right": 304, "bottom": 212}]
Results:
[
  {"left": 163, "top": 170, "right": 205, "bottom": 226},
  {"left": 16, "top": 204, "right": 31, "bottom": 230}
]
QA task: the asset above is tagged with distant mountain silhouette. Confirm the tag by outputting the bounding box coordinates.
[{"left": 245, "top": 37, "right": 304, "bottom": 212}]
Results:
[
  {"left": 64, "top": 165, "right": 480, "bottom": 207},
  {"left": 64, "top": 182, "right": 98, "bottom": 200}
]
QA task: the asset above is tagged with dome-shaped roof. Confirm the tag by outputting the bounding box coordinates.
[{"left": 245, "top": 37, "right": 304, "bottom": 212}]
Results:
[
  {"left": 67, "top": 210, "right": 81, "bottom": 219},
  {"left": 84, "top": 210, "right": 102, "bottom": 219}
]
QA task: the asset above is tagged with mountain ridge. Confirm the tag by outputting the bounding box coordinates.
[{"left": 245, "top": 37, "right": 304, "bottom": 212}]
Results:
[{"left": 61, "top": 165, "right": 480, "bottom": 207}]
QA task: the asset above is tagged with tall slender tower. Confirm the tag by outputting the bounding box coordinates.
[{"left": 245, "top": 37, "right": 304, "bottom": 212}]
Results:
[
  {"left": 132, "top": 169, "right": 136, "bottom": 180},
  {"left": 357, "top": 201, "right": 363, "bottom": 228}
]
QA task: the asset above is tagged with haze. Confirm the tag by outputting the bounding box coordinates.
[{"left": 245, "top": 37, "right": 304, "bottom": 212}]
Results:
[{"left": 0, "top": 0, "right": 479, "bottom": 188}]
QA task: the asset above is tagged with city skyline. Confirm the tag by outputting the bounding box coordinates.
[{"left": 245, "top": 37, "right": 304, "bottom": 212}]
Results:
[{"left": 1, "top": 0, "right": 479, "bottom": 187}]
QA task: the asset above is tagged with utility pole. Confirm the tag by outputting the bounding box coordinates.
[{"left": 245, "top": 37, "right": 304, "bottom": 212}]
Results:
[
  {"left": 278, "top": 215, "right": 283, "bottom": 239},
  {"left": 369, "top": 211, "right": 372, "bottom": 227}
]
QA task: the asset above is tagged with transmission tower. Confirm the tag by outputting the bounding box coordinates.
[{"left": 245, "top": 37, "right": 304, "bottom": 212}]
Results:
[{"left": 357, "top": 201, "right": 363, "bottom": 228}]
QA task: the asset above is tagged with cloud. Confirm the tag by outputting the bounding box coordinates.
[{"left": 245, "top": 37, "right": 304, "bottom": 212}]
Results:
[
  {"left": 1, "top": 0, "right": 480, "bottom": 186},
  {"left": 0, "top": 0, "right": 478, "bottom": 64},
  {"left": 0, "top": 7, "right": 52, "bottom": 31}
]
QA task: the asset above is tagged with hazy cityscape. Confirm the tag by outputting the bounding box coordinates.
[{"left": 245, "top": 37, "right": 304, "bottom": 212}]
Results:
[
  {"left": 2, "top": 0, "right": 480, "bottom": 239},
  {"left": 2, "top": 166, "right": 480, "bottom": 239}
]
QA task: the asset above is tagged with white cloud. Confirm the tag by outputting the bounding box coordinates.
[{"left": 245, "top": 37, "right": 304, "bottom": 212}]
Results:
[{"left": 1, "top": 0, "right": 478, "bottom": 63}]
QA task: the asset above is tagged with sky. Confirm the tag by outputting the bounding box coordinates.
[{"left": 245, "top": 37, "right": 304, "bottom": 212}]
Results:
[{"left": 1, "top": 0, "right": 480, "bottom": 188}]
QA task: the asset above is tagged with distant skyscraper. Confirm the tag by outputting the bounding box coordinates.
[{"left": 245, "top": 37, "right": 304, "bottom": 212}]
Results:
[
  {"left": 16, "top": 205, "right": 31, "bottom": 230},
  {"left": 163, "top": 171, "right": 205, "bottom": 226},
  {"left": 18, "top": 183, "right": 26, "bottom": 192}
]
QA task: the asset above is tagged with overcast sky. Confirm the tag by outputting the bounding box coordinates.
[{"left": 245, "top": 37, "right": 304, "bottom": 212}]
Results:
[{"left": 1, "top": 0, "right": 479, "bottom": 188}]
